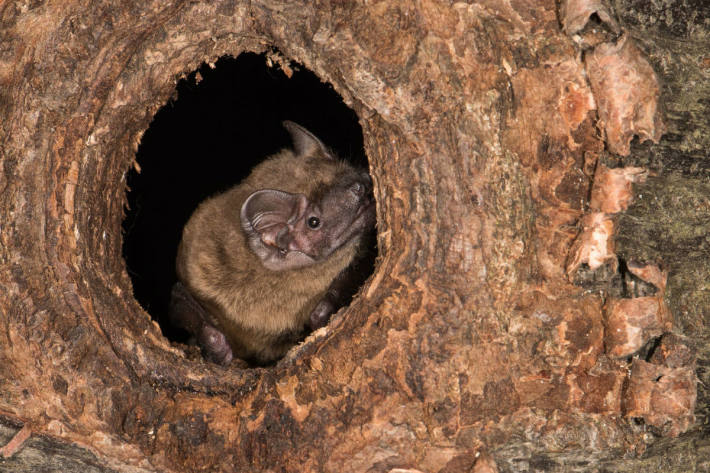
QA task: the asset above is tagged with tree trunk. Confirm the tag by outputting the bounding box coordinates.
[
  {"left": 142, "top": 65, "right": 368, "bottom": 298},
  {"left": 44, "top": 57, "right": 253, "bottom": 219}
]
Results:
[{"left": 0, "top": 1, "right": 707, "bottom": 472}]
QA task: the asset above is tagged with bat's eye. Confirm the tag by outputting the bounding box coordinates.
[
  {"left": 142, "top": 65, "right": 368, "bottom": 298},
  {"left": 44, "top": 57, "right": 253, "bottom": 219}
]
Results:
[{"left": 307, "top": 216, "right": 321, "bottom": 229}]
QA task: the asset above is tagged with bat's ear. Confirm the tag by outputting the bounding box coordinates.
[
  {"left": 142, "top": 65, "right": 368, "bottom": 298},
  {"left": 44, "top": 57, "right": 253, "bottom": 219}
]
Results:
[
  {"left": 283, "top": 121, "right": 335, "bottom": 160},
  {"left": 241, "top": 189, "right": 308, "bottom": 247},
  {"left": 241, "top": 189, "right": 316, "bottom": 270}
]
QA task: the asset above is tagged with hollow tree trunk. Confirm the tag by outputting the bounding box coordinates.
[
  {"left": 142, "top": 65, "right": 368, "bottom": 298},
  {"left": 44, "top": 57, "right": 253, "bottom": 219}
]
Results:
[{"left": 0, "top": 1, "right": 707, "bottom": 472}]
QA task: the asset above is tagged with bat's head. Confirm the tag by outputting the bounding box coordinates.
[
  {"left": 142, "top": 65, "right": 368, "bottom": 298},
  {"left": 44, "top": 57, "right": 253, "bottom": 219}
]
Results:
[{"left": 241, "top": 122, "right": 375, "bottom": 271}]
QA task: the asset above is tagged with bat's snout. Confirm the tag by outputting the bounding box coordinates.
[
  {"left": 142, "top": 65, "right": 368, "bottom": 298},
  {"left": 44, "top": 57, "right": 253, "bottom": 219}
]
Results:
[{"left": 349, "top": 172, "right": 373, "bottom": 200}]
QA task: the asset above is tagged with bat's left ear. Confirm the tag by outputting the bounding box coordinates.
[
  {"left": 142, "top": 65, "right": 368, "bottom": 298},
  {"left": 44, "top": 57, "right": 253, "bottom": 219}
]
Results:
[{"left": 283, "top": 120, "right": 336, "bottom": 160}]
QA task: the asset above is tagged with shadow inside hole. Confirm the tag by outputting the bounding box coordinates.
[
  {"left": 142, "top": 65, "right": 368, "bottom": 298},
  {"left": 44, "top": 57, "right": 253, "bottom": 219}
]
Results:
[{"left": 122, "top": 52, "right": 374, "bottom": 347}]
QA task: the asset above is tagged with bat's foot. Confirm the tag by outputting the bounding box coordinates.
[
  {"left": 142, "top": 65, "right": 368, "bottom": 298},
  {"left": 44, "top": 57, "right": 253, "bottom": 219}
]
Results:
[
  {"left": 199, "top": 324, "right": 234, "bottom": 366},
  {"left": 309, "top": 299, "right": 335, "bottom": 330}
]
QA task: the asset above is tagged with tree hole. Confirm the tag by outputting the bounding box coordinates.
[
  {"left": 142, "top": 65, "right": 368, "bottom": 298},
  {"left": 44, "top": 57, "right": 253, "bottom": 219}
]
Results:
[{"left": 122, "top": 52, "right": 375, "bottom": 362}]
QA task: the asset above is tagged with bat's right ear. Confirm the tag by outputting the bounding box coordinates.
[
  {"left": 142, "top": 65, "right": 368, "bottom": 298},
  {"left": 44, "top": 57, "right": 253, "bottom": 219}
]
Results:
[
  {"left": 283, "top": 120, "right": 335, "bottom": 160},
  {"left": 241, "top": 189, "right": 315, "bottom": 271},
  {"left": 240, "top": 189, "right": 308, "bottom": 249}
]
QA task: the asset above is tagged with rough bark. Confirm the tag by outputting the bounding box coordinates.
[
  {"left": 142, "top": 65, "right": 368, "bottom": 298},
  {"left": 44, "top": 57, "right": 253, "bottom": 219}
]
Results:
[{"left": 0, "top": 0, "right": 707, "bottom": 472}]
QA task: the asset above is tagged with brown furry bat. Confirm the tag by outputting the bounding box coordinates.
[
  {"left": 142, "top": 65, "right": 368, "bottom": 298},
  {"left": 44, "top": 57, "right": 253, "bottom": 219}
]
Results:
[{"left": 169, "top": 121, "right": 375, "bottom": 365}]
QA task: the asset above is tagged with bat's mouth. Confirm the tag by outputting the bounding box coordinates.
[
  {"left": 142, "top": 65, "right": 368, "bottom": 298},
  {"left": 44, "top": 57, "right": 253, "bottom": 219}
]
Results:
[
  {"left": 329, "top": 199, "right": 376, "bottom": 253},
  {"left": 350, "top": 198, "right": 375, "bottom": 230},
  {"left": 356, "top": 198, "right": 375, "bottom": 219}
]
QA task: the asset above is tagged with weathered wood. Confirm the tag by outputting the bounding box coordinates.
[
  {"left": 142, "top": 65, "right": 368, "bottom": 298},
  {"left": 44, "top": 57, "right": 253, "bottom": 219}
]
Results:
[
  {"left": 0, "top": 417, "right": 119, "bottom": 473},
  {"left": 0, "top": 0, "right": 707, "bottom": 472}
]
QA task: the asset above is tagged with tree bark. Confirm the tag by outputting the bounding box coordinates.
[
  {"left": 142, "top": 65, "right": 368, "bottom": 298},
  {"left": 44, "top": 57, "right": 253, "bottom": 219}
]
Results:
[{"left": 0, "top": 0, "right": 707, "bottom": 472}]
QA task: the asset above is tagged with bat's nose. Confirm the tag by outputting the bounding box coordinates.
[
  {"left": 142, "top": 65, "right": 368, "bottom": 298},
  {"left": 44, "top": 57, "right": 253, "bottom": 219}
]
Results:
[
  {"left": 349, "top": 181, "right": 365, "bottom": 198},
  {"left": 353, "top": 172, "right": 373, "bottom": 196},
  {"left": 350, "top": 173, "right": 372, "bottom": 199},
  {"left": 360, "top": 171, "right": 373, "bottom": 189}
]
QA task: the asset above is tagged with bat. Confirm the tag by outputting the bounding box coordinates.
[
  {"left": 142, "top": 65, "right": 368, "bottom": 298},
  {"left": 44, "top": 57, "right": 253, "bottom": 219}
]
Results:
[{"left": 169, "top": 121, "right": 375, "bottom": 365}]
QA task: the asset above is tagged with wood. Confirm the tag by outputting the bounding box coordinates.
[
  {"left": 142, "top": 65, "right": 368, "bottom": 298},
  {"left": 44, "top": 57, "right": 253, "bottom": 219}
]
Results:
[{"left": 0, "top": 0, "right": 707, "bottom": 471}]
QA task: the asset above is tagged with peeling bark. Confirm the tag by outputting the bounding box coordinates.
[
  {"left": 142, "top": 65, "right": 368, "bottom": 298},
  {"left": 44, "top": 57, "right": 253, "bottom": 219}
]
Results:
[{"left": 586, "top": 34, "right": 666, "bottom": 156}]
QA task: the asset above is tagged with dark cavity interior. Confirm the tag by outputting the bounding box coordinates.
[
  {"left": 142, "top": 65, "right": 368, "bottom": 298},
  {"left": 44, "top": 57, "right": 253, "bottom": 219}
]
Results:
[{"left": 122, "top": 52, "right": 373, "bottom": 343}]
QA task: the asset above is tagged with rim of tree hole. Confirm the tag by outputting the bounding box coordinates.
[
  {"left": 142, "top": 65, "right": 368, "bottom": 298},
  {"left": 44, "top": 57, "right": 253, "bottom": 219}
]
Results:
[
  {"left": 121, "top": 52, "right": 374, "bottom": 354},
  {"left": 20, "top": 10, "right": 406, "bottom": 393},
  {"left": 119, "top": 63, "right": 387, "bottom": 385}
]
